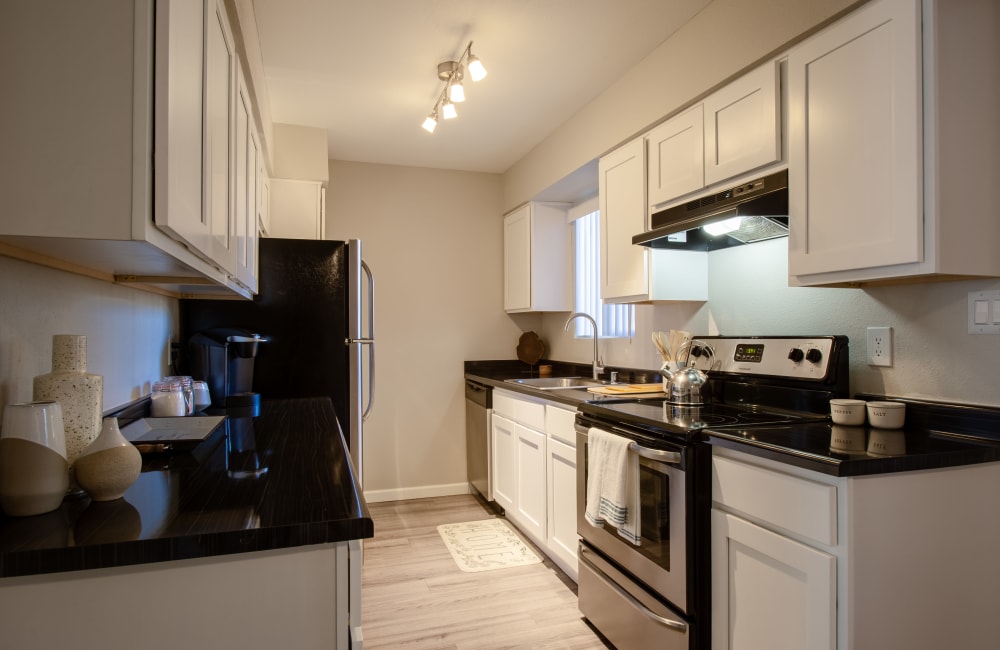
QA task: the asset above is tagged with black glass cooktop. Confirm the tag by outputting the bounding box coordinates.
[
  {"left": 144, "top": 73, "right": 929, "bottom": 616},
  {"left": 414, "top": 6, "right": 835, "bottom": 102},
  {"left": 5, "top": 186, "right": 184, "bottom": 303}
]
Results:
[{"left": 578, "top": 397, "right": 825, "bottom": 438}]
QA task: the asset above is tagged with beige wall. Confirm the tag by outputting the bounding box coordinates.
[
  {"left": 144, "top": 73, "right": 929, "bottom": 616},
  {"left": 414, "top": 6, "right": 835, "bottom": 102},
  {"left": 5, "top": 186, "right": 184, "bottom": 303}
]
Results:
[
  {"left": 324, "top": 160, "right": 516, "bottom": 501},
  {"left": 503, "top": 0, "right": 861, "bottom": 210},
  {"left": 0, "top": 256, "right": 177, "bottom": 414}
]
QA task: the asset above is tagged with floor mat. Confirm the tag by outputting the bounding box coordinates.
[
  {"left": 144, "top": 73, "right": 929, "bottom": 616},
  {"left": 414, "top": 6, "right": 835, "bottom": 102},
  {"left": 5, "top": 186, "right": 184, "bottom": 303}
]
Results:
[{"left": 437, "top": 518, "right": 542, "bottom": 573}]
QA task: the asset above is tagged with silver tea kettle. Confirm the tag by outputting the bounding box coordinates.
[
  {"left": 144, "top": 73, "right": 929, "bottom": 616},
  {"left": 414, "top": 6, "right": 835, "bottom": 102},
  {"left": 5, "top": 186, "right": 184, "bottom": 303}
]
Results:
[{"left": 660, "top": 339, "right": 716, "bottom": 405}]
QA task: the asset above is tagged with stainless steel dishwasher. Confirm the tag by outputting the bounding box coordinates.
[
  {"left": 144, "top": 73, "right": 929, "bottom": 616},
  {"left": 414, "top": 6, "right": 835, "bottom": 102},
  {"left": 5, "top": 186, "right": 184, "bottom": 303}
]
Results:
[{"left": 465, "top": 379, "right": 492, "bottom": 502}]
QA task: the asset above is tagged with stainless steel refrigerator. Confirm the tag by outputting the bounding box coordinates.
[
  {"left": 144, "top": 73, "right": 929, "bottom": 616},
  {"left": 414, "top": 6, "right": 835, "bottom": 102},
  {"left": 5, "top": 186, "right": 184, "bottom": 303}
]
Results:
[{"left": 179, "top": 237, "right": 375, "bottom": 485}]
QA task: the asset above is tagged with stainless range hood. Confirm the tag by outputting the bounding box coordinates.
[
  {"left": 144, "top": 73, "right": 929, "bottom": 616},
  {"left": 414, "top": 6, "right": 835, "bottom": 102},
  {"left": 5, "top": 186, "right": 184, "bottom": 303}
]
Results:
[{"left": 633, "top": 169, "right": 788, "bottom": 251}]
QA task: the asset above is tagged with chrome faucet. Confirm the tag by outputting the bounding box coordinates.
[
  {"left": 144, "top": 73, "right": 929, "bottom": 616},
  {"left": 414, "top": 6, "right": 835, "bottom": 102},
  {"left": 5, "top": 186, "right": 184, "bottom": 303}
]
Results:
[{"left": 564, "top": 312, "right": 605, "bottom": 380}]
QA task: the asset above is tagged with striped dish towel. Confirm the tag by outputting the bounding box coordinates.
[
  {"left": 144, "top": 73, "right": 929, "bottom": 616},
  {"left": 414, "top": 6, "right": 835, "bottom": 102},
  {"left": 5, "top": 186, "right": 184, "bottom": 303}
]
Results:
[{"left": 585, "top": 428, "right": 641, "bottom": 545}]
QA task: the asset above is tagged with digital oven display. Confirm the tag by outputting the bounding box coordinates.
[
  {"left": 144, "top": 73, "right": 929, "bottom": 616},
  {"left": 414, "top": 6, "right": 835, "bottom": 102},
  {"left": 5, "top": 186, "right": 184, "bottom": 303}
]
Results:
[{"left": 734, "top": 343, "right": 764, "bottom": 363}]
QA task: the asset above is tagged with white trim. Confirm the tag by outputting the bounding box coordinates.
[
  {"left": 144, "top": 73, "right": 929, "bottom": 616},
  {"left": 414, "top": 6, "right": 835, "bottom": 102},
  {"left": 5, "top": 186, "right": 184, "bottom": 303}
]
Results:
[{"left": 363, "top": 482, "right": 471, "bottom": 503}]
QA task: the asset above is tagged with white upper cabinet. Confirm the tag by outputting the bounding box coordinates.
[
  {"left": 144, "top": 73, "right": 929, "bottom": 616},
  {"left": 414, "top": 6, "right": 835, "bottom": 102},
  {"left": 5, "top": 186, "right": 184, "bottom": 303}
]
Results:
[
  {"left": 787, "top": 0, "right": 1000, "bottom": 286},
  {"left": 234, "top": 65, "right": 259, "bottom": 293},
  {"left": 600, "top": 139, "right": 649, "bottom": 302},
  {"left": 148, "top": 0, "right": 242, "bottom": 279},
  {"left": 600, "top": 139, "right": 708, "bottom": 304},
  {"left": 703, "top": 61, "right": 781, "bottom": 186},
  {"left": 0, "top": 0, "right": 268, "bottom": 299},
  {"left": 503, "top": 203, "right": 571, "bottom": 313},
  {"left": 267, "top": 180, "right": 326, "bottom": 240},
  {"left": 647, "top": 60, "right": 782, "bottom": 213},
  {"left": 646, "top": 106, "right": 704, "bottom": 208}
]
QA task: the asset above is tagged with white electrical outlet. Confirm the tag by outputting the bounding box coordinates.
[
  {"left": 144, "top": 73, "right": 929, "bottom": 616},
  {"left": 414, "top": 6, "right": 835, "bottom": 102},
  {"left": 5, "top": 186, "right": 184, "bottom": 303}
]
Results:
[{"left": 867, "top": 327, "right": 893, "bottom": 367}]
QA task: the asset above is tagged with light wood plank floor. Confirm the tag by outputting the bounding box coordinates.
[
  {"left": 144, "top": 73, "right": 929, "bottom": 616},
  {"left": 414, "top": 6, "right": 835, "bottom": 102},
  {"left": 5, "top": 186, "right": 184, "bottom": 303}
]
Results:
[{"left": 362, "top": 494, "right": 613, "bottom": 649}]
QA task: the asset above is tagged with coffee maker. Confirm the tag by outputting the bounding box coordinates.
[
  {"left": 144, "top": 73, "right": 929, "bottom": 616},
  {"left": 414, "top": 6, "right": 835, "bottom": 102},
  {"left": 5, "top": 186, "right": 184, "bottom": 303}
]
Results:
[{"left": 187, "top": 328, "right": 269, "bottom": 409}]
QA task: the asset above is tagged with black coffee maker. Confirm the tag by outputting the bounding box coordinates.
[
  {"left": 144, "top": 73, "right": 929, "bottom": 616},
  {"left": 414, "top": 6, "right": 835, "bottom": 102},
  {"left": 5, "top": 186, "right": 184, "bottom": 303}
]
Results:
[{"left": 187, "top": 328, "right": 269, "bottom": 409}]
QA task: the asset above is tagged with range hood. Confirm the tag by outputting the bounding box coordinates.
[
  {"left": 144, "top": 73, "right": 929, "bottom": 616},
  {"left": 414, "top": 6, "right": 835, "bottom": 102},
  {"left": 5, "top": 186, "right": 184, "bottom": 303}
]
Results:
[{"left": 633, "top": 169, "right": 788, "bottom": 251}]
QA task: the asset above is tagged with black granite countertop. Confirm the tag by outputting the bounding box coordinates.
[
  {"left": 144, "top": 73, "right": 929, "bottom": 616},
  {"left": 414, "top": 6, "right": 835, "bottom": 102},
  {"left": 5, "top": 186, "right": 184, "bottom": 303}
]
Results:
[
  {"left": 467, "top": 360, "right": 1000, "bottom": 477},
  {"left": 0, "top": 397, "right": 373, "bottom": 579}
]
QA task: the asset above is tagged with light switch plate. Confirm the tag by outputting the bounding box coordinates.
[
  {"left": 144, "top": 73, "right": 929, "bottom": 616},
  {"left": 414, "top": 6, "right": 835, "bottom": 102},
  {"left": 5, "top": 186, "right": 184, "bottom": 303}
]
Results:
[{"left": 968, "top": 290, "right": 1000, "bottom": 334}]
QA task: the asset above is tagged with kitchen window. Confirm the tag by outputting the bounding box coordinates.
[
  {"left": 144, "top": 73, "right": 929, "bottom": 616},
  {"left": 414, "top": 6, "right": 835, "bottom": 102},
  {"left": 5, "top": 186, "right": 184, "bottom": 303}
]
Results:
[{"left": 572, "top": 203, "right": 634, "bottom": 338}]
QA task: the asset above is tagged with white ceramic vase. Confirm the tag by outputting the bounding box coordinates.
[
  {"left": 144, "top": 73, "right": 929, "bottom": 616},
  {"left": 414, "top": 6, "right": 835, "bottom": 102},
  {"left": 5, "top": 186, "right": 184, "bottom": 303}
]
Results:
[
  {"left": 33, "top": 334, "right": 104, "bottom": 468},
  {"left": 0, "top": 401, "right": 69, "bottom": 516},
  {"left": 75, "top": 417, "right": 142, "bottom": 502}
]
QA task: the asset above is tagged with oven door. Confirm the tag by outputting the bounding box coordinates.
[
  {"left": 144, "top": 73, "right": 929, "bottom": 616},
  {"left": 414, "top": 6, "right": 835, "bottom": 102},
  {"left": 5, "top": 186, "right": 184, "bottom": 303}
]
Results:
[{"left": 576, "top": 421, "right": 688, "bottom": 612}]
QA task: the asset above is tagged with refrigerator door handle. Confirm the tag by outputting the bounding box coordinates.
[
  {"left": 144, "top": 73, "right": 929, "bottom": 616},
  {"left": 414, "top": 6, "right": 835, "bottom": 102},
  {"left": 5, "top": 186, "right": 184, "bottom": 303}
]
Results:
[{"left": 360, "top": 259, "right": 375, "bottom": 422}]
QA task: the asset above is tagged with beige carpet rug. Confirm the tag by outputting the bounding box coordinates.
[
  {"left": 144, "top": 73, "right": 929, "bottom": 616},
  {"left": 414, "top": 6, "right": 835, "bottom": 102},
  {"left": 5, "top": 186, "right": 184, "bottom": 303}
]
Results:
[{"left": 437, "top": 518, "right": 542, "bottom": 572}]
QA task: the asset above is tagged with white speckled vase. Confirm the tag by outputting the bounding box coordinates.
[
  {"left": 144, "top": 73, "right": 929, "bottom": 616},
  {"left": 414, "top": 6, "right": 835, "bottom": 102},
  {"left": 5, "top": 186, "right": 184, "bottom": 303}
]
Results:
[
  {"left": 74, "top": 417, "right": 141, "bottom": 501},
  {"left": 32, "top": 335, "right": 104, "bottom": 470}
]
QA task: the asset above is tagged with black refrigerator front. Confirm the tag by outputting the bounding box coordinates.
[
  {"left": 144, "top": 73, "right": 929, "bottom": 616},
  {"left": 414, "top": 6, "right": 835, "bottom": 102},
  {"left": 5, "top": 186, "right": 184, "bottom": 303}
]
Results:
[{"left": 179, "top": 237, "right": 374, "bottom": 485}]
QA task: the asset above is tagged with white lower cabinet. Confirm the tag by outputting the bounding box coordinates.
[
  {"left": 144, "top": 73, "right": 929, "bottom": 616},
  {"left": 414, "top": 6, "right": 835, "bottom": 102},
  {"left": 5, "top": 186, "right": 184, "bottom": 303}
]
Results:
[
  {"left": 712, "top": 446, "right": 1000, "bottom": 650},
  {"left": 491, "top": 413, "right": 517, "bottom": 514},
  {"left": 491, "top": 389, "right": 579, "bottom": 580},
  {"left": 545, "top": 404, "right": 579, "bottom": 581},
  {"left": 514, "top": 425, "right": 547, "bottom": 543},
  {"left": 712, "top": 510, "right": 835, "bottom": 650}
]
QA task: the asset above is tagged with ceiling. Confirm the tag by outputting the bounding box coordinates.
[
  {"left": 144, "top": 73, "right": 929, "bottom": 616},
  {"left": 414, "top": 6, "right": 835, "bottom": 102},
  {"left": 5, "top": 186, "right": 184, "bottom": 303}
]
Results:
[{"left": 251, "top": 0, "right": 712, "bottom": 175}]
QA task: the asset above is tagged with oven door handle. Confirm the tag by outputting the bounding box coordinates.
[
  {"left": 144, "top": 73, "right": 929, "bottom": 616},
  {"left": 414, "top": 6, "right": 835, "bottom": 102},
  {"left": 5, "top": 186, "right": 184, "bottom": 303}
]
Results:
[
  {"left": 579, "top": 546, "right": 689, "bottom": 633},
  {"left": 629, "top": 442, "right": 681, "bottom": 465}
]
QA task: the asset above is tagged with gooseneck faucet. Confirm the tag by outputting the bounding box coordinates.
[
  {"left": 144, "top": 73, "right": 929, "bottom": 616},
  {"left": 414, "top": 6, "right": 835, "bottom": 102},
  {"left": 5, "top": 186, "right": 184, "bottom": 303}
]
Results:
[{"left": 564, "top": 312, "right": 605, "bottom": 380}]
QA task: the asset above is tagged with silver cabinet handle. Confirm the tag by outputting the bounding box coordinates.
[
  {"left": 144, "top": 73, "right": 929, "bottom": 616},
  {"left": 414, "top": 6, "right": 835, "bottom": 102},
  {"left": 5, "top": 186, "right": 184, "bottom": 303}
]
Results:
[{"left": 579, "top": 547, "right": 688, "bottom": 632}]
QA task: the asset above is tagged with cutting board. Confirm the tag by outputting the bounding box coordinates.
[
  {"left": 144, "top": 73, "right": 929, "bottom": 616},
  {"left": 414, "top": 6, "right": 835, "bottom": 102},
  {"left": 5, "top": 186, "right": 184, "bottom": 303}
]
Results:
[{"left": 587, "top": 383, "right": 664, "bottom": 396}]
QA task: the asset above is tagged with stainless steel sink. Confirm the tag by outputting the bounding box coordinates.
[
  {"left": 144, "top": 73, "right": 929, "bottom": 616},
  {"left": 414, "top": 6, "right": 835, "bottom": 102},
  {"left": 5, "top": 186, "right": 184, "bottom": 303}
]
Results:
[{"left": 504, "top": 376, "right": 606, "bottom": 390}]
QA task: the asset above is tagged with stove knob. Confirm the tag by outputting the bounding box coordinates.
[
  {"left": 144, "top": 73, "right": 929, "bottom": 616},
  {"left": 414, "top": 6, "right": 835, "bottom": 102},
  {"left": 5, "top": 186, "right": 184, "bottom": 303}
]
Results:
[
  {"left": 806, "top": 348, "right": 823, "bottom": 364},
  {"left": 788, "top": 348, "right": 805, "bottom": 363}
]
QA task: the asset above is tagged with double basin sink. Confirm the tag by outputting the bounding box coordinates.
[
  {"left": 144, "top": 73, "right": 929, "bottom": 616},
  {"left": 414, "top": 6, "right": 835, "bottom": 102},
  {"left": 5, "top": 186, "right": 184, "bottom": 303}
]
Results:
[
  {"left": 503, "top": 377, "right": 608, "bottom": 403},
  {"left": 504, "top": 376, "right": 607, "bottom": 390}
]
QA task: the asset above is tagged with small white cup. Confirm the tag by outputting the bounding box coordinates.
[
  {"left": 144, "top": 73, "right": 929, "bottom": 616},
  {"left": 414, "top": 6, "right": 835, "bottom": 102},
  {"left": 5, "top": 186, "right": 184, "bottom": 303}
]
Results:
[
  {"left": 867, "top": 401, "right": 906, "bottom": 429},
  {"left": 830, "top": 399, "right": 866, "bottom": 426}
]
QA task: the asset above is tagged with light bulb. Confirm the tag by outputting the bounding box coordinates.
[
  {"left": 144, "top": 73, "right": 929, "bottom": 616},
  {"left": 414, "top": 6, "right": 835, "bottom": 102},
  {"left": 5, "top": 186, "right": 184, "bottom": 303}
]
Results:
[
  {"left": 703, "top": 217, "right": 743, "bottom": 236},
  {"left": 468, "top": 55, "right": 487, "bottom": 82},
  {"left": 421, "top": 113, "right": 437, "bottom": 133},
  {"left": 442, "top": 101, "right": 457, "bottom": 119},
  {"left": 449, "top": 80, "right": 465, "bottom": 103}
]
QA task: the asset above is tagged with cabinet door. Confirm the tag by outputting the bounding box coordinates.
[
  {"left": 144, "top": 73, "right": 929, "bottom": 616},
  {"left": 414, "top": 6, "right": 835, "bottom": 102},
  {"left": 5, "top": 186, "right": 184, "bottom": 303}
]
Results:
[
  {"left": 153, "top": 0, "right": 210, "bottom": 257},
  {"left": 787, "top": 0, "right": 921, "bottom": 278},
  {"left": 704, "top": 61, "right": 781, "bottom": 186},
  {"left": 646, "top": 105, "right": 704, "bottom": 208},
  {"left": 515, "top": 424, "right": 546, "bottom": 544},
  {"left": 234, "top": 68, "right": 258, "bottom": 293},
  {"left": 491, "top": 414, "right": 517, "bottom": 514},
  {"left": 711, "top": 510, "right": 836, "bottom": 650},
  {"left": 202, "top": 0, "right": 237, "bottom": 273},
  {"left": 599, "top": 138, "right": 648, "bottom": 302},
  {"left": 268, "top": 179, "right": 326, "bottom": 240},
  {"left": 547, "top": 437, "right": 578, "bottom": 581},
  {"left": 504, "top": 205, "right": 532, "bottom": 311}
]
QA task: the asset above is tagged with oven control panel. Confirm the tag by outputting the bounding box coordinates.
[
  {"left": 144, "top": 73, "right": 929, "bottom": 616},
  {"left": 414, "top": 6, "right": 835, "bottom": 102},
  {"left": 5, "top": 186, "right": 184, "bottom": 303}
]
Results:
[{"left": 686, "top": 336, "right": 838, "bottom": 380}]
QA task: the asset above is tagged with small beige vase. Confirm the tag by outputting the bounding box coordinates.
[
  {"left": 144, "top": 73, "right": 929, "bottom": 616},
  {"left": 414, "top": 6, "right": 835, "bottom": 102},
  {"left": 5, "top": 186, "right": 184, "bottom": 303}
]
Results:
[
  {"left": 75, "top": 417, "right": 142, "bottom": 502},
  {"left": 33, "top": 335, "right": 104, "bottom": 468}
]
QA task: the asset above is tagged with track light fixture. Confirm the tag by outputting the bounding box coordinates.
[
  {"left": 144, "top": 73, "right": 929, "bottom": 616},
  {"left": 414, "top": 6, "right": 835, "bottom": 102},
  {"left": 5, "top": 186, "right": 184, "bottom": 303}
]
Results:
[{"left": 420, "top": 41, "right": 487, "bottom": 133}]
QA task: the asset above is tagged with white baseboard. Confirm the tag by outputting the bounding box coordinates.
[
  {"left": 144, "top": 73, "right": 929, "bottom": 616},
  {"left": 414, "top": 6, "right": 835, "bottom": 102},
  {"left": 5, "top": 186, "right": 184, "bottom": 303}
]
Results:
[{"left": 363, "top": 482, "right": 471, "bottom": 504}]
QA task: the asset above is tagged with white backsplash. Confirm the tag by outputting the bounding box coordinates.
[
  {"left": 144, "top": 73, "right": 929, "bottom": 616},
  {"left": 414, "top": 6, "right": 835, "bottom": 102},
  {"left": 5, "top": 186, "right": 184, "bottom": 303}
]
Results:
[
  {"left": 0, "top": 256, "right": 177, "bottom": 415},
  {"left": 543, "top": 238, "right": 1000, "bottom": 407}
]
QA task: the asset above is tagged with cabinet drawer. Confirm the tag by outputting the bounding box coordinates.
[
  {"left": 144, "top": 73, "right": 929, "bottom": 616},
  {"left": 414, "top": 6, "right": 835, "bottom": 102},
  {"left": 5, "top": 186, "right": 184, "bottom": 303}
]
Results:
[
  {"left": 493, "top": 390, "right": 545, "bottom": 430},
  {"left": 545, "top": 404, "right": 577, "bottom": 447},
  {"left": 713, "top": 455, "right": 837, "bottom": 547}
]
